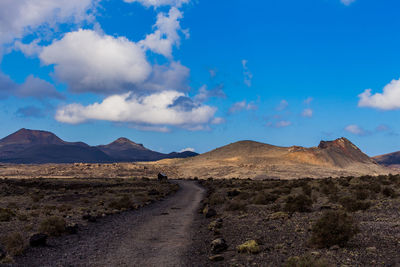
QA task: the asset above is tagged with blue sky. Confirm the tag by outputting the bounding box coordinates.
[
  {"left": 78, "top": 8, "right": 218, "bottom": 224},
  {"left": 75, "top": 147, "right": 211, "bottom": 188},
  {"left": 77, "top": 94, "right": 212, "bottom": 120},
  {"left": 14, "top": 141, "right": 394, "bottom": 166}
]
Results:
[{"left": 1, "top": 0, "right": 400, "bottom": 156}]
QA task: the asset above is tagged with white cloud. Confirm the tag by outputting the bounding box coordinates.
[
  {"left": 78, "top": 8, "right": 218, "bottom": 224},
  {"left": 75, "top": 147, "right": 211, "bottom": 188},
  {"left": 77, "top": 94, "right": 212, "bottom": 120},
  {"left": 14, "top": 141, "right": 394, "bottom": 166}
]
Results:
[
  {"left": 303, "top": 97, "right": 313, "bottom": 105},
  {"left": 301, "top": 108, "right": 313, "bottom": 118},
  {"left": 340, "top": 0, "right": 356, "bottom": 6},
  {"left": 275, "top": 120, "right": 291, "bottom": 128},
  {"left": 55, "top": 90, "right": 217, "bottom": 128},
  {"left": 358, "top": 79, "right": 400, "bottom": 110},
  {"left": 228, "top": 100, "right": 257, "bottom": 114},
  {"left": 139, "top": 7, "right": 186, "bottom": 58},
  {"left": 211, "top": 117, "right": 225, "bottom": 125},
  {"left": 179, "top": 147, "right": 195, "bottom": 153},
  {"left": 40, "top": 29, "right": 152, "bottom": 94},
  {"left": 14, "top": 39, "right": 43, "bottom": 57},
  {"left": 276, "top": 100, "right": 288, "bottom": 111},
  {"left": 241, "top": 59, "right": 253, "bottom": 87},
  {"left": 123, "top": 0, "right": 189, "bottom": 8},
  {"left": 345, "top": 124, "right": 366, "bottom": 136},
  {"left": 0, "top": 0, "right": 95, "bottom": 46},
  {"left": 194, "top": 84, "right": 225, "bottom": 103}
]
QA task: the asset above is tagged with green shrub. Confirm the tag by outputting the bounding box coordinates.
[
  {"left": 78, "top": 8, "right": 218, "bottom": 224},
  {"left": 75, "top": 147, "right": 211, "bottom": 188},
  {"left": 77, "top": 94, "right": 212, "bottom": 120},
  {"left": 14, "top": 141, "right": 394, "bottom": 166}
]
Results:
[
  {"left": 39, "top": 217, "right": 66, "bottom": 236},
  {"left": 284, "top": 254, "right": 329, "bottom": 267},
  {"left": 284, "top": 195, "right": 312, "bottom": 213},
  {"left": 209, "top": 193, "right": 226, "bottom": 205},
  {"left": 0, "top": 208, "right": 15, "bottom": 222},
  {"left": 309, "top": 210, "right": 359, "bottom": 248},
  {"left": 355, "top": 189, "right": 369, "bottom": 200}
]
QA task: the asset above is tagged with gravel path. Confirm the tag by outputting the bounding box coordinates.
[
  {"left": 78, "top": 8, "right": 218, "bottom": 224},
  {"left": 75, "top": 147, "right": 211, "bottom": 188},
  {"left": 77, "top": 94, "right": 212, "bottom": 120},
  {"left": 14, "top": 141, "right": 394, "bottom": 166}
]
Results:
[{"left": 15, "top": 180, "right": 205, "bottom": 267}]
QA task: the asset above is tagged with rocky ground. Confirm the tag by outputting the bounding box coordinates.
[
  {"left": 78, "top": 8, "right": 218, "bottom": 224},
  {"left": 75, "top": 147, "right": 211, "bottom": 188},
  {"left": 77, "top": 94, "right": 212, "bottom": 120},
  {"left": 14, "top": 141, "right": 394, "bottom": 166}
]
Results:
[
  {"left": 0, "top": 177, "right": 178, "bottom": 264},
  {"left": 193, "top": 175, "right": 400, "bottom": 266}
]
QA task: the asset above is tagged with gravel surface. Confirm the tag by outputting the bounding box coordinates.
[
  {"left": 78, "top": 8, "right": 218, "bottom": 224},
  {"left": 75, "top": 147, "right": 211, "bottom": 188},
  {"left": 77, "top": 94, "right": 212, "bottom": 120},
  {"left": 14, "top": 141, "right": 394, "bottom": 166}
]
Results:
[{"left": 14, "top": 180, "right": 205, "bottom": 267}]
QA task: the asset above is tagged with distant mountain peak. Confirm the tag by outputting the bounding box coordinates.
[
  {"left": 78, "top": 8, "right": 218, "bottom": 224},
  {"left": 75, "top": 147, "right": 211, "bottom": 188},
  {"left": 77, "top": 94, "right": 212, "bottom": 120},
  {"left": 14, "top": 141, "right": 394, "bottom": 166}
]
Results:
[
  {"left": 318, "top": 137, "right": 357, "bottom": 150},
  {"left": 1, "top": 128, "right": 65, "bottom": 146},
  {"left": 113, "top": 137, "right": 143, "bottom": 146}
]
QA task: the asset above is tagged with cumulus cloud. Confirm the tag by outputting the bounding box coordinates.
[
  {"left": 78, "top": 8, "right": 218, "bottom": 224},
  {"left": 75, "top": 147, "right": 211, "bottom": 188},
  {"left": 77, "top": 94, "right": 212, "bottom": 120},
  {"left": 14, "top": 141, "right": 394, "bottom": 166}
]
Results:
[
  {"left": 241, "top": 59, "right": 253, "bottom": 87},
  {"left": 55, "top": 90, "right": 217, "bottom": 128},
  {"left": 123, "top": 0, "right": 189, "bottom": 8},
  {"left": 16, "top": 75, "right": 64, "bottom": 99},
  {"left": 13, "top": 39, "right": 43, "bottom": 57},
  {"left": 303, "top": 97, "right": 313, "bottom": 105},
  {"left": 340, "top": 0, "right": 356, "bottom": 6},
  {"left": 0, "top": 72, "right": 62, "bottom": 100},
  {"left": 275, "top": 120, "right": 291, "bottom": 128},
  {"left": 301, "top": 108, "right": 313, "bottom": 118},
  {"left": 139, "top": 7, "right": 187, "bottom": 58},
  {"left": 0, "top": 0, "right": 95, "bottom": 46},
  {"left": 345, "top": 124, "right": 366, "bottom": 136},
  {"left": 358, "top": 79, "right": 400, "bottom": 110},
  {"left": 228, "top": 100, "right": 257, "bottom": 114},
  {"left": 40, "top": 29, "right": 151, "bottom": 94},
  {"left": 276, "top": 100, "right": 288, "bottom": 111}
]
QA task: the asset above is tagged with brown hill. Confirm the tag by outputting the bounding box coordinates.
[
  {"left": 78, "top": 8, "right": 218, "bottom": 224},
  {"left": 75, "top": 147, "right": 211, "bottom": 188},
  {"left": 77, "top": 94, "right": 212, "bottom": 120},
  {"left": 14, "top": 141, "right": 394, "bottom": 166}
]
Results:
[
  {"left": 373, "top": 152, "right": 400, "bottom": 169},
  {"left": 147, "top": 138, "right": 391, "bottom": 179}
]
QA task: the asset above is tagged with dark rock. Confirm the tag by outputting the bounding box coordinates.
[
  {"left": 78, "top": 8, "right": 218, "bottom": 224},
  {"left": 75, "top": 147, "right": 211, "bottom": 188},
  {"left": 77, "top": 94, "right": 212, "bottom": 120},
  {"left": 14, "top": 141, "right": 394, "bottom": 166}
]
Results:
[
  {"left": 29, "top": 233, "right": 48, "bottom": 247},
  {"left": 65, "top": 223, "right": 79, "bottom": 234},
  {"left": 206, "top": 208, "right": 217, "bottom": 218},
  {"left": 158, "top": 173, "right": 168, "bottom": 181},
  {"left": 148, "top": 189, "right": 160, "bottom": 195},
  {"left": 209, "top": 254, "right": 224, "bottom": 261},
  {"left": 0, "top": 246, "right": 5, "bottom": 260},
  {"left": 211, "top": 238, "right": 228, "bottom": 253},
  {"left": 82, "top": 214, "right": 97, "bottom": 222}
]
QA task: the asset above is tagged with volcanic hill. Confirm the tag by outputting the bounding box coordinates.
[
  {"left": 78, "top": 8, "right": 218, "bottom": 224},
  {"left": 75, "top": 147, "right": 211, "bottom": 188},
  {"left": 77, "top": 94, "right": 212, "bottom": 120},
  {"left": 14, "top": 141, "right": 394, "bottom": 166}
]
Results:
[{"left": 147, "top": 137, "right": 391, "bottom": 179}]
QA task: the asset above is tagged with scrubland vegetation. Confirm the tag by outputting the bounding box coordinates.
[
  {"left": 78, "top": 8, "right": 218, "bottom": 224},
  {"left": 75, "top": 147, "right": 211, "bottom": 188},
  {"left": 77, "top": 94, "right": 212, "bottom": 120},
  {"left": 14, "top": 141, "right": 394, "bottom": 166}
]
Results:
[
  {"left": 198, "top": 175, "right": 400, "bottom": 266},
  {"left": 0, "top": 178, "right": 178, "bottom": 263}
]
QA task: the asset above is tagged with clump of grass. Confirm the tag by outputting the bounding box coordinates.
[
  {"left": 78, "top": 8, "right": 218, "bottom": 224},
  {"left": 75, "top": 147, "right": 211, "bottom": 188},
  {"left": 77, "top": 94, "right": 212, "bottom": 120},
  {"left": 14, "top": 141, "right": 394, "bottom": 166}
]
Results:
[
  {"left": 39, "top": 217, "right": 66, "bottom": 236},
  {"left": 108, "top": 195, "right": 133, "bottom": 210},
  {"left": 284, "top": 254, "right": 329, "bottom": 267},
  {"left": 0, "top": 208, "right": 15, "bottom": 222},
  {"left": 309, "top": 210, "right": 359, "bottom": 248},
  {"left": 3, "top": 232, "right": 25, "bottom": 256},
  {"left": 339, "top": 196, "right": 371, "bottom": 212},
  {"left": 209, "top": 193, "right": 226, "bottom": 206},
  {"left": 30, "top": 193, "right": 44, "bottom": 202},
  {"left": 284, "top": 194, "right": 312, "bottom": 213}
]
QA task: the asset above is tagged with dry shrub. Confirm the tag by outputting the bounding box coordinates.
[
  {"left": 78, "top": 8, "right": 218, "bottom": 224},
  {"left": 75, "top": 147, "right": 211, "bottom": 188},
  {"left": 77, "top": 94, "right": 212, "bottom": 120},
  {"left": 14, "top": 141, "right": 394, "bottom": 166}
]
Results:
[
  {"left": 108, "top": 195, "right": 133, "bottom": 210},
  {"left": 225, "top": 200, "right": 247, "bottom": 212},
  {"left": 284, "top": 194, "right": 313, "bottom": 213},
  {"left": 382, "top": 187, "right": 397, "bottom": 198},
  {"left": 39, "top": 217, "right": 66, "bottom": 236},
  {"left": 252, "top": 192, "right": 278, "bottom": 205},
  {"left": 339, "top": 196, "right": 370, "bottom": 212},
  {"left": 309, "top": 210, "right": 359, "bottom": 248},
  {"left": 3, "top": 232, "right": 25, "bottom": 256},
  {"left": 0, "top": 208, "right": 15, "bottom": 222},
  {"left": 284, "top": 254, "right": 329, "bottom": 267}
]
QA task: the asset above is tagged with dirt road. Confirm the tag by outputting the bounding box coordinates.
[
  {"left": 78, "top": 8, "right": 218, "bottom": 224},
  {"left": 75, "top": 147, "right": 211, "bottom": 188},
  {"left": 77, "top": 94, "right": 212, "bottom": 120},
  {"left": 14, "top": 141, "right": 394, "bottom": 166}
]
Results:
[{"left": 16, "top": 180, "right": 205, "bottom": 267}]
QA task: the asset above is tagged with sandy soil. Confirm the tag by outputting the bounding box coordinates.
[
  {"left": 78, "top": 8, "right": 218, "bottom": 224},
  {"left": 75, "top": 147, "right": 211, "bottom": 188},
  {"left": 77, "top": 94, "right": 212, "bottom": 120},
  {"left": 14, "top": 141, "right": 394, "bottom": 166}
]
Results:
[{"left": 13, "top": 180, "right": 205, "bottom": 267}]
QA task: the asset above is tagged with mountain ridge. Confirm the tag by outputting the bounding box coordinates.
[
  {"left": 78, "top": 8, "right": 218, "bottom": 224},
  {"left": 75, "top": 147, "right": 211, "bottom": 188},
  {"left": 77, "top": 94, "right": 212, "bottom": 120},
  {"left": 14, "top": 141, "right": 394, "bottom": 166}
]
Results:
[{"left": 0, "top": 129, "right": 198, "bottom": 164}]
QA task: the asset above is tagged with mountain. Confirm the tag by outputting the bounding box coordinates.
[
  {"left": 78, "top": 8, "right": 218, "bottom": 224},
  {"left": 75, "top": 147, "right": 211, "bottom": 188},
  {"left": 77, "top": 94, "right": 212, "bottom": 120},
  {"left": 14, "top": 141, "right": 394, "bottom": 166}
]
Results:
[
  {"left": 148, "top": 138, "right": 390, "bottom": 179},
  {"left": 0, "top": 129, "right": 197, "bottom": 164},
  {"left": 373, "top": 152, "right": 400, "bottom": 168}
]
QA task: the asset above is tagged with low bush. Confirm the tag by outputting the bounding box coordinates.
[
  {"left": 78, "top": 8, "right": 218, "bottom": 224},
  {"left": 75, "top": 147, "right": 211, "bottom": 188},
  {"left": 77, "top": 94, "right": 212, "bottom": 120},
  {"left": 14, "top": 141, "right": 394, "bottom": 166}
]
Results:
[
  {"left": 284, "top": 194, "right": 312, "bottom": 213},
  {"left": 382, "top": 187, "right": 397, "bottom": 198},
  {"left": 252, "top": 192, "right": 278, "bottom": 205},
  {"left": 224, "top": 200, "right": 247, "bottom": 212},
  {"left": 3, "top": 232, "right": 25, "bottom": 256},
  {"left": 108, "top": 195, "right": 133, "bottom": 210},
  {"left": 309, "top": 210, "right": 359, "bottom": 248},
  {"left": 0, "top": 208, "right": 15, "bottom": 222},
  {"left": 39, "top": 217, "right": 66, "bottom": 236},
  {"left": 339, "top": 197, "right": 370, "bottom": 212}
]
